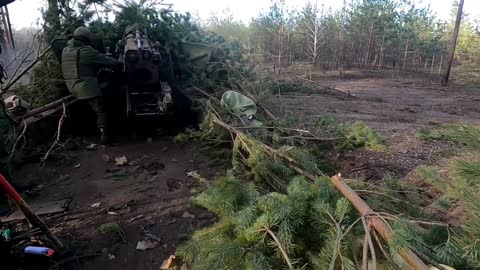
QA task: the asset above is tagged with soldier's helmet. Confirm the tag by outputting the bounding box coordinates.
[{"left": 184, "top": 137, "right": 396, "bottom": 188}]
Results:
[{"left": 73, "top": 26, "right": 96, "bottom": 45}]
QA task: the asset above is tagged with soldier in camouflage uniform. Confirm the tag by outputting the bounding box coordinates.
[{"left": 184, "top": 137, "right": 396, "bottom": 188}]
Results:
[{"left": 61, "top": 27, "right": 121, "bottom": 144}]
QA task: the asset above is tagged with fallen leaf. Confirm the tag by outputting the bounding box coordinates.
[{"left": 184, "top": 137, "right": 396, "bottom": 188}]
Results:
[
  {"left": 90, "top": 202, "right": 101, "bottom": 208},
  {"left": 160, "top": 255, "right": 176, "bottom": 269},
  {"left": 74, "top": 163, "right": 81, "bottom": 168},
  {"left": 86, "top": 143, "right": 98, "bottom": 150},
  {"left": 108, "top": 254, "right": 116, "bottom": 260},
  {"left": 115, "top": 156, "right": 128, "bottom": 166},
  {"left": 182, "top": 212, "right": 195, "bottom": 219},
  {"left": 136, "top": 239, "right": 158, "bottom": 251}
]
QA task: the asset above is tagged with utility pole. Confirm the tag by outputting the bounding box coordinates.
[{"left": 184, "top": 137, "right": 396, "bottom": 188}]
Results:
[{"left": 442, "top": 0, "right": 464, "bottom": 85}]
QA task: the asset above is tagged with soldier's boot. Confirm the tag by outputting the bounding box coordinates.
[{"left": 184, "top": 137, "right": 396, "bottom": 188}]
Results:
[{"left": 99, "top": 125, "right": 110, "bottom": 145}]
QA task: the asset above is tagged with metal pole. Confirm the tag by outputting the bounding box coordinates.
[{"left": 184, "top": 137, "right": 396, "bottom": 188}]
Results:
[
  {"left": 0, "top": 7, "right": 11, "bottom": 48},
  {"left": 4, "top": 5, "right": 13, "bottom": 49},
  {"left": 0, "top": 173, "right": 65, "bottom": 250}
]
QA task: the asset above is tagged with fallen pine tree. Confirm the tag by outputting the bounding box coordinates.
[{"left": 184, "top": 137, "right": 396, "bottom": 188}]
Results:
[{"left": 175, "top": 90, "right": 460, "bottom": 269}]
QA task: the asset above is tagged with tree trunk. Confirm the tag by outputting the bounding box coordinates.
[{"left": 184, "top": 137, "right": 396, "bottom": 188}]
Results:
[
  {"left": 442, "top": 0, "right": 464, "bottom": 85},
  {"left": 412, "top": 51, "right": 417, "bottom": 71},
  {"left": 379, "top": 30, "right": 386, "bottom": 69},
  {"left": 403, "top": 37, "right": 409, "bottom": 70},
  {"left": 365, "top": 23, "right": 374, "bottom": 67},
  {"left": 438, "top": 55, "right": 444, "bottom": 74},
  {"left": 278, "top": 26, "right": 284, "bottom": 74},
  {"left": 431, "top": 54, "right": 435, "bottom": 72}
]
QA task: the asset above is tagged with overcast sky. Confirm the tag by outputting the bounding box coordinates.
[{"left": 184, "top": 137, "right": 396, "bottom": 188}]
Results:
[{"left": 6, "top": 0, "right": 480, "bottom": 30}]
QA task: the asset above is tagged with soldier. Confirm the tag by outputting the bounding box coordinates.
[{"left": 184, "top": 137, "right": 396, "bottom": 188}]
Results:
[{"left": 61, "top": 26, "right": 122, "bottom": 144}]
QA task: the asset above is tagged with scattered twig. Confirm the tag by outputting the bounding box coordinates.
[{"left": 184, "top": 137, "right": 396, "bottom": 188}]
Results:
[
  {"left": 372, "top": 229, "right": 401, "bottom": 270},
  {"left": 140, "top": 223, "right": 161, "bottom": 242},
  {"left": 362, "top": 224, "right": 369, "bottom": 270},
  {"left": 5, "top": 49, "right": 34, "bottom": 85},
  {"left": 41, "top": 102, "right": 67, "bottom": 164},
  {"left": 264, "top": 226, "right": 294, "bottom": 270},
  {"left": 192, "top": 86, "right": 219, "bottom": 101},
  {"left": 1, "top": 46, "right": 52, "bottom": 93},
  {"left": 412, "top": 250, "right": 448, "bottom": 270},
  {"left": 361, "top": 216, "right": 377, "bottom": 270},
  {"left": 48, "top": 253, "right": 102, "bottom": 270},
  {"left": 9, "top": 120, "right": 27, "bottom": 160}
]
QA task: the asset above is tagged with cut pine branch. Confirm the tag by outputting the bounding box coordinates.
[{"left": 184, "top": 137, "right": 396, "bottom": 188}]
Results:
[
  {"left": 210, "top": 113, "right": 429, "bottom": 270},
  {"left": 295, "top": 76, "right": 349, "bottom": 96}
]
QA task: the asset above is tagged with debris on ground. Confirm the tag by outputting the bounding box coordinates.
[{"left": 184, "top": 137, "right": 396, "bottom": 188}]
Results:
[
  {"left": 136, "top": 239, "right": 158, "bottom": 251},
  {"left": 181, "top": 212, "right": 195, "bottom": 219},
  {"left": 90, "top": 202, "right": 101, "bottom": 208},
  {"left": 160, "top": 255, "right": 176, "bottom": 269},
  {"left": 102, "top": 153, "right": 112, "bottom": 162},
  {"left": 86, "top": 143, "right": 99, "bottom": 150},
  {"left": 114, "top": 156, "right": 129, "bottom": 166},
  {"left": 127, "top": 214, "right": 144, "bottom": 223},
  {"left": 74, "top": 163, "right": 81, "bottom": 168}
]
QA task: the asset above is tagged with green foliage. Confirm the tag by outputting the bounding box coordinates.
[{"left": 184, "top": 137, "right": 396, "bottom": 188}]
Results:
[
  {"left": 340, "top": 121, "right": 385, "bottom": 151},
  {"left": 178, "top": 176, "right": 361, "bottom": 270},
  {"left": 415, "top": 128, "right": 443, "bottom": 141},
  {"left": 14, "top": 56, "right": 68, "bottom": 107},
  {"left": 417, "top": 154, "right": 480, "bottom": 268},
  {"left": 173, "top": 129, "right": 197, "bottom": 145},
  {"left": 443, "top": 124, "right": 480, "bottom": 151},
  {"left": 415, "top": 123, "right": 480, "bottom": 270},
  {"left": 351, "top": 174, "right": 428, "bottom": 219},
  {"left": 99, "top": 222, "right": 121, "bottom": 235}
]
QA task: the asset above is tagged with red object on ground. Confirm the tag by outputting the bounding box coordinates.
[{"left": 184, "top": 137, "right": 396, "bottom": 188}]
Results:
[
  {"left": 0, "top": 173, "right": 65, "bottom": 250},
  {"left": 0, "top": 173, "right": 21, "bottom": 202}
]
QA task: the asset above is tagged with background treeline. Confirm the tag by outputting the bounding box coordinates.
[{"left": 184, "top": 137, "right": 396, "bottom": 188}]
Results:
[{"left": 201, "top": 0, "right": 480, "bottom": 73}]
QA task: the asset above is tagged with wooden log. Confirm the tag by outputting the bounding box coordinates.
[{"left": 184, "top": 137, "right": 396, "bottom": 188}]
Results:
[
  {"left": 210, "top": 114, "right": 429, "bottom": 270},
  {"left": 14, "top": 95, "right": 74, "bottom": 121},
  {"left": 295, "top": 75, "right": 348, "bottom": 96}
]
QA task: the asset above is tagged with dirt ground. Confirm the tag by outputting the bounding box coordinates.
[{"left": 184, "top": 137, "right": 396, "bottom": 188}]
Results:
[
  {"left": 7, "top": 138, "right": 218, "bottom": 270},
  {"left": 271, "top": 69, "right": 480, "bottom": 180},
  {"left": 4, "top": 68, "right": 480, "bottom": 269}
]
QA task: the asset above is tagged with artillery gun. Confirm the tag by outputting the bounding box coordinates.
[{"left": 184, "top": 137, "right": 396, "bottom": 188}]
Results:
[
  {"left": 51, "top": 25, "right": 211, "bottom": 131},
  {"left": 119, "top": 25, "right": 174, "bottom": 118}
]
